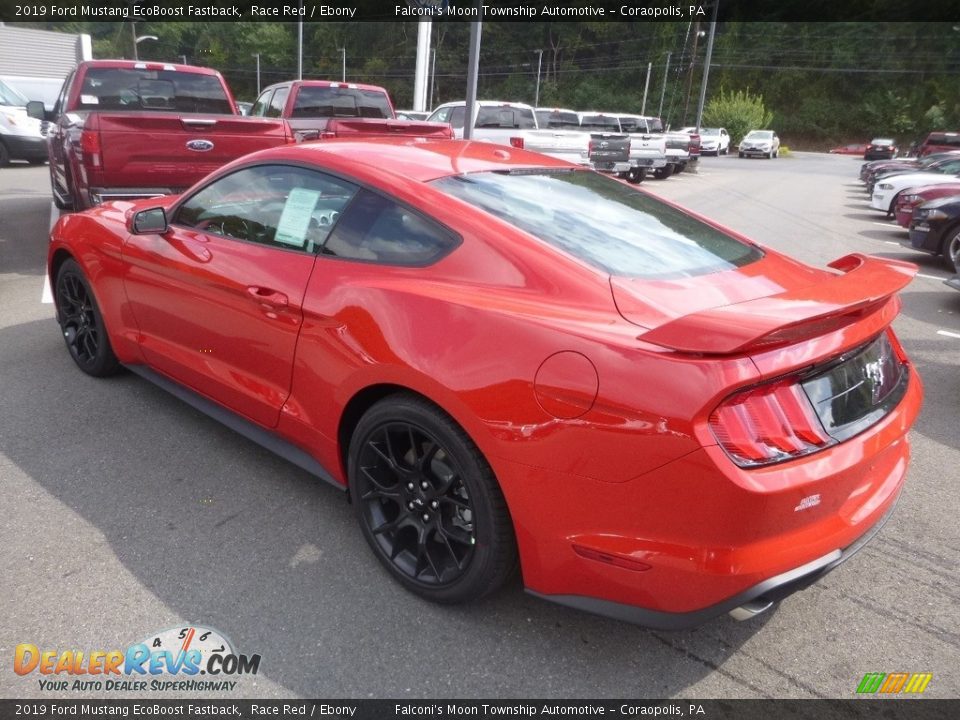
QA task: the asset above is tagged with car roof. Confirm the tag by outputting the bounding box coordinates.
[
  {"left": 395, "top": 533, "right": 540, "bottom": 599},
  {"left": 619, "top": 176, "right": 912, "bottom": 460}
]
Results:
[
  {"left": 263, "top": 79, "right": 388, "bottom": 93},
  {"left": 236, "top": 138, "right": 574, "bottom": 183}
]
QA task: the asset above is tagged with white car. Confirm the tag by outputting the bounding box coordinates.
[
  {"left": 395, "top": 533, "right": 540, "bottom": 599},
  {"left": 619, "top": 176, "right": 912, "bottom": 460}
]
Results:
[
  {"left": 739, "top": 130, "right": 780, "bottom": 159},
  {"left": 683, "top": 127, "right": 730, "bottom": 155},
  {"left": 870, "top": 171, "right": 960, "bottom": 214}
]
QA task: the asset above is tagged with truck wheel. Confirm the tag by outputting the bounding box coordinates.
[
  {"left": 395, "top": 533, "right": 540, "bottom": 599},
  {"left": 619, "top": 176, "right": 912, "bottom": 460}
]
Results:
[
  {"left": 738, "top": 152, "right": 745, "bottom": 158},
  {"left": 653, "top": 167, "right": 671, "bottom": 180},
  {"left": 0, "top": 141, "right": 10, "bottom": 167},
  {"left": 626, "top": 168, "right": 645, "bottom": 184}
]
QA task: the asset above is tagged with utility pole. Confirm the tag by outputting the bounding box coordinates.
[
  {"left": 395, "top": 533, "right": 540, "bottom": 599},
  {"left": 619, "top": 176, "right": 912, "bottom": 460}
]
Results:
[
  {"left": 297, "top": 2, "right": 303, "bottom": 80},
  {"left": 695, "top": 2, "right": 719, "bottom": 133},
  {"left": 682, "top": 22, "right": 702, "bottom": 127},
  {"left": 640, "top": 61, "right": 652, "bottom": 115},
  {"left": 658, "top": 51, "right": 671, "bottom": 118},
  {"left": 463, "top": 12, "right": 482, "bottom": 140},
  {"left": 339, "top": 47, "right": 346, "bottom": 82},
  {"left": 252, "top": 53, "right": 261, "bottom": 94}
]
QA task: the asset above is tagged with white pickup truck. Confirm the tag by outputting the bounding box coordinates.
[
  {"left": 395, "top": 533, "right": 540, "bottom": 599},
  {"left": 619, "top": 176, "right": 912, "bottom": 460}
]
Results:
[
  {"left": 580, "top": 111, "right": 668, "bottom": 182},
  {"left": 428, "top": 100, "right": 590, "bottom": 166}
]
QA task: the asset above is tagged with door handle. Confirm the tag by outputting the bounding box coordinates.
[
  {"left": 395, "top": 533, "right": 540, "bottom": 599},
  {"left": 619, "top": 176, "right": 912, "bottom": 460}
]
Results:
[{"left": 246, "top": 286, "right": 288, "bottom": 308}]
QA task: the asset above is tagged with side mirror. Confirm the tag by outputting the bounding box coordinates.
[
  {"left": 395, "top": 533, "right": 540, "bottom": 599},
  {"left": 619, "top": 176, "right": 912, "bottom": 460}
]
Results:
[
  {"left": 26, "top": 101, "right": 45, "bottom": 121},
  {"left": 132, "top": 207, "right": 168, "bottom": 234}
]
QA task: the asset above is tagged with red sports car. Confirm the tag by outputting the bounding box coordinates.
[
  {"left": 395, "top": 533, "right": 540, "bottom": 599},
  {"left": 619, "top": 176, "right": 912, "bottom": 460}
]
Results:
[
  {"left": 894, "top": 183, "right": 960, "bottom": 228},
  {"left": 49, "top": 139, "right": 923, "bottom": 628}
]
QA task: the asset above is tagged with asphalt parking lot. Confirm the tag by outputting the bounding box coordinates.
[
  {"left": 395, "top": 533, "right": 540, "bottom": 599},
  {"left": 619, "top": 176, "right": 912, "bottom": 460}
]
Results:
[{"left": 1, "top": 153, "right": 958, "bottom": 700}]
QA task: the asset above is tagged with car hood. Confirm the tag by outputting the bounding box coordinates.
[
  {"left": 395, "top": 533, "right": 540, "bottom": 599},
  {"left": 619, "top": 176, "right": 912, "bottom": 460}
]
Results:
[
  {"left": 881, "top": 173, "right": 960, "bottom": 191},
  {"left": 610, "top": 252, "right": 916, "bottom": 354}
]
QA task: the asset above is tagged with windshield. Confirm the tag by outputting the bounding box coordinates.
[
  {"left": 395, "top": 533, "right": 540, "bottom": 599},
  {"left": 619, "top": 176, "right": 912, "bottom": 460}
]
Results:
[
  {"left": 0, "top": 79, "right": 29, "bottom": 107},
  {"left": 701, "top": 128, "right": 719, "bottom": 137},
  {"left": 431, "top": 170, "right": 761, "bottom": 279},
  {"left": 745, "top": 131, "right": 773, "bottom": 140},
  {"left": 76, "top": 68, "right": 233, "bottom": 113}
]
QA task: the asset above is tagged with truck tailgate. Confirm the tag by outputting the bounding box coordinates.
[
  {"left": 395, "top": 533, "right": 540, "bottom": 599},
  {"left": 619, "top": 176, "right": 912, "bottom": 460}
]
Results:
[{"left": 94, "top": 113, "right": 290, "bottom": 190}]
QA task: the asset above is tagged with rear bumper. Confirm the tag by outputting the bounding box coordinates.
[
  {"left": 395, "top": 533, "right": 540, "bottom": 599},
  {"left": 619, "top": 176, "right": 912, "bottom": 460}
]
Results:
[
  {"left": 529, "top": 492, "right": 900, "bottom": 630},
  {"left": 591, "top": 160, "right": 631, "bottom": 174},
  {"left": 88, "top": 187, "right": 179, "bottom": 206},
  {"left": 906, "top": 225, "right": 943, "bottom": 254}
]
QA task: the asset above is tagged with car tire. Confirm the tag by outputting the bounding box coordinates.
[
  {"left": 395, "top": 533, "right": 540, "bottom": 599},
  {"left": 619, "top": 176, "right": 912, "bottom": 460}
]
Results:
[
  {"left": 626, "top": 167, "right": 645, "bottom": 184},
  {"left": 653, "top": 167, "right": 671, "bottom": 180},
  {"left": 941, "top": 226, "right": 960, "bottom": 270},
  {"left": 54, "top": 259, "right": 121, "bottom": 377},
  {"left": 738, "top": 152, "right": 745, "bottom": 158},
  {"left": 348, "top": 394, "right": 518, "bottom": 604},
  {"left": 0, "top": 141, "right": 10, "bottom": 167}
]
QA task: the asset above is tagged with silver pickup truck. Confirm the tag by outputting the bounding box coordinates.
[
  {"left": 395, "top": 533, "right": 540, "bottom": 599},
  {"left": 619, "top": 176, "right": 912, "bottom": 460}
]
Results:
[{"left": 428, "top": 100, "right": 590, "bottom": 166}]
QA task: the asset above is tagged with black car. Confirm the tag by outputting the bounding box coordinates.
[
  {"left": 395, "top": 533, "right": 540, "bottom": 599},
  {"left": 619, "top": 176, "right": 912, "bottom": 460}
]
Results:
[
  {"left": 906, "top": 194, "right": 960, "bottom": 269},
  {"left": 864, "top": 137, "right": 898, "bottom": 160}
]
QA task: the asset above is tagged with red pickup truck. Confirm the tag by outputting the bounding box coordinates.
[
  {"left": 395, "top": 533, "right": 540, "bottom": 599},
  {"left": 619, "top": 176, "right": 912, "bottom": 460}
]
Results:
[
  {"left": 249, "top": 80, "right": 452, "bottom": 143},
  {"left": 35, "top": 60, "right": 293, "bottom": 211}
]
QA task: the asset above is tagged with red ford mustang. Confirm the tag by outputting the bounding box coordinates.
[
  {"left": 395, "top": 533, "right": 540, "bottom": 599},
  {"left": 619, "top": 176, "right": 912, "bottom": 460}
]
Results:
[{"left": 49, "top": 139, "right": 922, "bottom": 628}]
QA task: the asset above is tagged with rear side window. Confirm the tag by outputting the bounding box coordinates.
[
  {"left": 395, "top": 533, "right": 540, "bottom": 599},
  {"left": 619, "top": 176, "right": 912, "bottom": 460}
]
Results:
[
  {"left": 75, "top": 68, "right": 232, "bottom": 113},
  {"left": 267, "top": 87, "right": 289, "bottom": 118},
  {"left": 291, "top": 86, "right": 392, "bottom": 119},
  {"left": 251, "top": 89, "right": 273, "bottom": 117},
  {"left": 432, "top": 170, "right": 761, "bottom": 279},
  {"left": 323, "top": 189, "right": 458, "bottom": 265},
  {"left": 536, "top": 110, "right": 580, "bottom": 129}
]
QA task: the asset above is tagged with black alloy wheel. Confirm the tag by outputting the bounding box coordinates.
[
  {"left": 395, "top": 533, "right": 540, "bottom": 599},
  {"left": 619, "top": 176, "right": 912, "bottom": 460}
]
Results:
[
  {"left": 55, "top": 259, "right": 120, "bottom": 377},
  {"left": 349, "top": 395, "right": 517, "bottom": 604},
  {"left": 943, "top": 226, "right": 960, "bottom": 270}
]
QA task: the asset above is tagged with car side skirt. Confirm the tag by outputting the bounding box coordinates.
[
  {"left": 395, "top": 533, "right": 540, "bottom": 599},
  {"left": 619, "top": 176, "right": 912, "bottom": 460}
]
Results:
[
  {"left": 526, "top": 491, "right": 900, "bottom": 630},
  {"left": 127, "top": 364, "right": 344, "bottom": 492}
]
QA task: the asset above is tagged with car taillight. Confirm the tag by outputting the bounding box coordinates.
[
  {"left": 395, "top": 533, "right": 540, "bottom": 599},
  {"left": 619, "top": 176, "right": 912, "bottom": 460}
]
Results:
[
  {"left": 510, "top": 136, "right": 524, "bottom": 149},
  {"left": 80, "top": 128, "right": 102, "bottom": 169},
  {"left": 709, "top": 377, "right": 835, "bottom": 467}
]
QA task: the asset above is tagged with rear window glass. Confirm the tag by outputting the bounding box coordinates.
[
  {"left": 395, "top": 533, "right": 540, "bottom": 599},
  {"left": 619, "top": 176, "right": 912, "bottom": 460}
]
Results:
[
  {"left": 580, "top": 115, "right": 620, "bottom": 131},
  {"left": 926, "top": 133, "right": 960, "bottom": 148},
  {"left": 475, "top": 106, "right": 536, "bottom": 129},
  {"left": 431, "top": 170, "right": 761, "bottom": 279},
  {"left": 76, "top": 68, "right": 232, "bottom": 113},
  {"left": 291, "top": 86, "right": 392, "bottom": 119},
  {"left": 536, "top": 110, "right": 580, "bottom": 129},
  {"left": 617, "top": 116, "right": 648, "bottom": 133}
]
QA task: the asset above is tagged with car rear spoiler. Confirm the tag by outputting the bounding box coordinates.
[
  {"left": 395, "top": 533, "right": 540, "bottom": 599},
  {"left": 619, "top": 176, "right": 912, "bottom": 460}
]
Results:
[{"left": 636, "top": 254, "right": 917, "bottom": 355}]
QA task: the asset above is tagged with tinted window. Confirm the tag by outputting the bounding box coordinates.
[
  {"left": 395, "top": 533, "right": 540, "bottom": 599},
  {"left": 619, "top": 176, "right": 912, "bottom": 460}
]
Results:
[
  {"left": 251, "top": 89, "right": 273, "bottom": 117},
  {"left": 76, "top": 68, "right": 232, "bottom": 113},
  {"left": 267, "top": 87, "right": 289, "bottom": 117},
  {"left": 324, "top": 189, "right": 457, "bottom": 265},
  {"left": 536, "top": 110, "right": 580, "bottom": 129},
  {"left": 580, "top": 115, "right": 620, "bottom": 131},
  {"left": 475, "top": 106, "right": 536, "bottom": 129},
  {"left": 449, "top": 106, "right": 465, "bottom": 129},
  {"left": 176, "top": 165, "right": 358, "bottom": 254},
  {"left": 427, "top": 106, "right": 450, "bottom": 123},
  {"left": 291, "top": 86, "right": 392, "bottom": 119},
  {"left": 617, "top": 116, "right": 648, "bottom": 133},
  {"left": 432, "top": 170, "right": 761, "bottom": 279}
]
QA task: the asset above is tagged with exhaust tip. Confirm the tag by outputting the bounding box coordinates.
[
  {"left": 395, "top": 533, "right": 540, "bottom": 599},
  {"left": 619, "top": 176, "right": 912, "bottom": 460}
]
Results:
[{"left": 729, "top": 597, "right": 775, "bottom": 622}]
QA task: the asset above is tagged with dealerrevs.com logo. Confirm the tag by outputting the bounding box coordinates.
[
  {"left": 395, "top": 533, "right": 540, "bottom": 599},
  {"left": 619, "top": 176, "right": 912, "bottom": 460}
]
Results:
[{"left": 14, "top": 626, "right": 261, "bottom": 692}]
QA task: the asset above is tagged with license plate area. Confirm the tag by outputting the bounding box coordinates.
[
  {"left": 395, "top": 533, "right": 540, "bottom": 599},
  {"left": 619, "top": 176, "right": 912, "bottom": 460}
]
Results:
[{"left": 801, "top": 332, "right": 908, "bottom": 443}]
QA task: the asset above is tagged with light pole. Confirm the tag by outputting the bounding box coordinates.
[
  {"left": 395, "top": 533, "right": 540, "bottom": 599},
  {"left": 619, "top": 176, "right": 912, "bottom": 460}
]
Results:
[
  {"left": 180, "top": 55, "right": 187, "bottom": 65},
  {"left": 252, "top": 52, "right": 261, "bottom": 94},
  {"left": 429, "top": 47, "right": 437, "bottom": 111},
  {"left": 533, "top": 49, "right": 543, "bottom": 108},
  {"left": 338, "top": 47, "right": 346, "bottom": 82}
]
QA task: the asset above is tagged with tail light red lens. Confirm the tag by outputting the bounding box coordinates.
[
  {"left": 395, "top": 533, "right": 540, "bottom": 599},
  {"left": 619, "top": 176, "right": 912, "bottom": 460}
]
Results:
[
  {"left": 80, "top": 129, "right": 102, "bottom": 169},
  {"left": 509, "top": 136, "right": 524, "bottom": 149},
  {"left": 709, "top": 377, "right": 835, "bottom": 467}
]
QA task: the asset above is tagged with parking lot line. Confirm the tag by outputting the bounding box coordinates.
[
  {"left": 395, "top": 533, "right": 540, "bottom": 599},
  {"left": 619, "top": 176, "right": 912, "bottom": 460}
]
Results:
[
  {"left": 40, "top": 201, "right": 56, "bottom": 304},
  {"left": 937, "top": 330, "right": 960, "bottom": 340},
  {"left": 917, "top": 273, "right": 949, "bottom": 281}
]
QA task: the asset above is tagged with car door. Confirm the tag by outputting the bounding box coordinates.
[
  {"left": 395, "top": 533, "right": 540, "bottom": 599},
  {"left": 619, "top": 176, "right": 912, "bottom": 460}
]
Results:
[{"left": 122, "top": 163, "right": 359, "bottom": 427}]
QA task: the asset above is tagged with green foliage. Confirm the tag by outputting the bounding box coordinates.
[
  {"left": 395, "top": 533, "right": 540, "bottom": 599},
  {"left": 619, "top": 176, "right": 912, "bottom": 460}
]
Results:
[{"left": 703, "top": 88, "right": 773, "bottom": 145}]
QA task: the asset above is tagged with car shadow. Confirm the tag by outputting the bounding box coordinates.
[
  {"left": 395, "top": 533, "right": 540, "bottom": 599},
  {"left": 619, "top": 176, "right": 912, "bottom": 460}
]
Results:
[
  {"left": 869, "top": 249, "right": 949, "bottom": 273},
  {"left": 2, "top": 318, "right": 786, "bottom": 699}
]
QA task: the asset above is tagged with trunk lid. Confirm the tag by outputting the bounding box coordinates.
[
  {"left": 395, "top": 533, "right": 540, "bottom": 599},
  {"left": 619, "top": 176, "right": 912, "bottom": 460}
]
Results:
[{"left": 612, "top": 253, "right": 917, "bottom": 355}]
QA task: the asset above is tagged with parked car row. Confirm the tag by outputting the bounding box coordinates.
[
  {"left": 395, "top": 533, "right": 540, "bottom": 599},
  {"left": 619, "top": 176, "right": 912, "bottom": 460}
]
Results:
[{"left": 859, "top": 150, "right": 960, "bottom": 290}]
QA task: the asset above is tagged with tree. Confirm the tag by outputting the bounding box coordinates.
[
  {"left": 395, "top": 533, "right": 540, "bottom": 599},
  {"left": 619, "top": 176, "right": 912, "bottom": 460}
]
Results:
[{"left": 703, "top": 88, "right": 773, "bottom": 144}]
